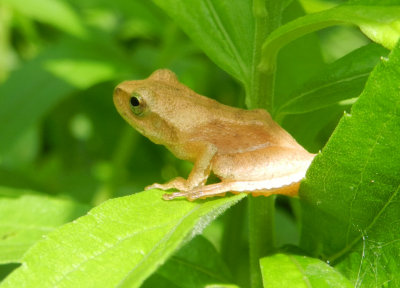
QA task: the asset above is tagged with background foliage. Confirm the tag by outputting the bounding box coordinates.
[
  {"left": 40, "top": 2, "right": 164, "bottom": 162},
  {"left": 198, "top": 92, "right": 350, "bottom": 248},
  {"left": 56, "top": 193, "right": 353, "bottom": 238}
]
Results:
[{"left": 0, "top": 0, "right": 399, "bottom": 287}]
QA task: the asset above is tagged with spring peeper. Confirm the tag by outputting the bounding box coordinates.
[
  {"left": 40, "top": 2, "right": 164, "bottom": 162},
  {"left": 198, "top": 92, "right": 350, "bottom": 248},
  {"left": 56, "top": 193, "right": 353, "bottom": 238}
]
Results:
[{"left": 113, "top": 69, "right": 315, "bottom": 201}]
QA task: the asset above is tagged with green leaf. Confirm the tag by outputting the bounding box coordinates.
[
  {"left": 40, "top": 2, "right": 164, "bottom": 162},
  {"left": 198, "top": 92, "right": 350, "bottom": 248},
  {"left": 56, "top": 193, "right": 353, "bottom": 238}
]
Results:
[
  {"left": 277, "top": 43, "right": 388, "bottom": 115},
  {"left": 143, "top": 236, "right": 234, "bottom": 288},
  {"left": 260, "top": 253, "right": 353, "bottom": 288},
  {"left": 0, "top": 187, "right": 90, "bottom": 264},
  {"left": 300, "top": 42, "right": 400, "bottom": 286},
  {"left": 260, "top": 4, "right": 400, "bottom": 72},
  {"left": 1, "top": 190, "right": 245, "bottom": 288},
  {"left": 152, "top": 0, "right": 306, "bottom": 111},
  {"left": 3, "top": 0, "right": 85, "bottom": 37},
  {"left": 44, "top": 59, "right": 117, "bottom": 89},
  {"left": 152, "top": 0, "right": 254, "bottom": 84},
  {"left": 273, "top": 0, "right": 326, "bottom": 111}
]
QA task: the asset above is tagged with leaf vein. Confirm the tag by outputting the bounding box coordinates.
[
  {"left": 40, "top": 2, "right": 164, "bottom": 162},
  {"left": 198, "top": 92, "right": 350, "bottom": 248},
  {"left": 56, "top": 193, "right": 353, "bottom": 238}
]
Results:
[
  {"left": 203, "top": 0, "right": 247, "bottom": 80},
  {"left": 279, "top": 73, "right": 370, "bottom": 113}
]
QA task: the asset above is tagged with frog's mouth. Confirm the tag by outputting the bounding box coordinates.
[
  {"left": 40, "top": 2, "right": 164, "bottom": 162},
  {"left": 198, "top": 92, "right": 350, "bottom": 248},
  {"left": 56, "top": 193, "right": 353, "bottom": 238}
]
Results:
[{"left": 133, "top": 124, "right": 145, "bottom": 135}]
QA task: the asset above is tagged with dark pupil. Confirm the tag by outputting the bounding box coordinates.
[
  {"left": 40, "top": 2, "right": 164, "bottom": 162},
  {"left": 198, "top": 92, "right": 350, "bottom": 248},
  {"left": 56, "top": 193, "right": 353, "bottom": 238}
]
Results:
[{"left": 130, "top": 97, "right": 140, "bottom": 107}]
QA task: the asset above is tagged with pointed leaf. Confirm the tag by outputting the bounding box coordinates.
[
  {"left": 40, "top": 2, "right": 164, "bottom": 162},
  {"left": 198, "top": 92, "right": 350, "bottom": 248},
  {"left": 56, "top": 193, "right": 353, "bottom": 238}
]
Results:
[
  {"left": 277, "top": 43, "right": 388, "bottom": 115},
  {"left": 152, "top": 0, "right": 254, "bottom": 83},
  {"left": 1, "top": 190, "right": 245, "bottom": 288}
]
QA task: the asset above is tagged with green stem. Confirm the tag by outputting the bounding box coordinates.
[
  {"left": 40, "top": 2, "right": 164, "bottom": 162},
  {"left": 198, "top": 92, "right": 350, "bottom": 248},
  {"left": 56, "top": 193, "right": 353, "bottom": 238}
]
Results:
[
  {"left": 248, "top": 196, "right": 276, "bottom": 288},
  {"left": 246, "top": 1, "right": 283, "bottom": 287},
  {"left": 247, "top": 0, "right": 280, "bottom": 113},
  {"left": 247, "top": 0, "right": 270, "bottom": 111}
]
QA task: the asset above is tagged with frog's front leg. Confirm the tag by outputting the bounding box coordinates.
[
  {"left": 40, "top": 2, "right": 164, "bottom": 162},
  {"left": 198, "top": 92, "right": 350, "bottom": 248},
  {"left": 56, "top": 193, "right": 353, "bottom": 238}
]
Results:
[{"left": 145, "top": 143, "right": 217, "bottom": 192}]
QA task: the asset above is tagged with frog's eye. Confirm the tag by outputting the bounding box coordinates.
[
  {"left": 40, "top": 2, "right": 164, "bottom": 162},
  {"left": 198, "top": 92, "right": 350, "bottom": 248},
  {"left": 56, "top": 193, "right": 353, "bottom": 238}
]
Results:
[{"left": 130, "top": 93, "right": 145, "bottom": 116}]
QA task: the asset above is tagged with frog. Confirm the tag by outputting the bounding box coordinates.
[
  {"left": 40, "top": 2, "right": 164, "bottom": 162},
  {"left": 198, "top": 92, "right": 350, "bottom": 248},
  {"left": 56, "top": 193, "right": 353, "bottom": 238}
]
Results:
[{"left": 113, "top": 69, "right": 315, "bottom": 201}]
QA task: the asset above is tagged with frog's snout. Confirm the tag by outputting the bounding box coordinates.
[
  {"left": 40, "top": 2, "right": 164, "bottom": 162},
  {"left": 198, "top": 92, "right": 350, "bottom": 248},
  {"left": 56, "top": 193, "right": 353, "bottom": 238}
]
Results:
[
  {"left": 113, "top": 86, "right": 125, "bottom": 109},
  {"left": 114, "top": 87, "right": 123, "bottom": 97}
]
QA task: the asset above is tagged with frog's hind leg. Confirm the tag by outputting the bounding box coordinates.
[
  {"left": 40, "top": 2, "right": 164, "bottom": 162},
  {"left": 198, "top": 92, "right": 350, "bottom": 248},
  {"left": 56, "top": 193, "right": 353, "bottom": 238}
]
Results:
[
  {"left": 162, "top": 188, "right": 226, "bottom": 201},
  {"left": 163, "top": 171, "right": 305, "bottom": 201}
]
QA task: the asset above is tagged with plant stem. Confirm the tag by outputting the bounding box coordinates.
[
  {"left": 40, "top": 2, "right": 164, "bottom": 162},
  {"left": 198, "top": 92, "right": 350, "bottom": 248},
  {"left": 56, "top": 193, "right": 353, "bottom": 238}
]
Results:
[
  {"left": 246, "top": 1, "right": 285, "bottom": 287},
  {"left": 247, "top": 0, "right": 270, "bottom": 111},
  {"left": 248, "top": 196, "right": 276, "bottom": 288}
]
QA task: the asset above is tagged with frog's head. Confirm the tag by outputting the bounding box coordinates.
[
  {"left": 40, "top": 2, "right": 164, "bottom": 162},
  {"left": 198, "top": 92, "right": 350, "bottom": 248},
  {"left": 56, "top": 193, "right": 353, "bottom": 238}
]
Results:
[{"left": 113, "top": 69, "right": 181, "bottom": 145}]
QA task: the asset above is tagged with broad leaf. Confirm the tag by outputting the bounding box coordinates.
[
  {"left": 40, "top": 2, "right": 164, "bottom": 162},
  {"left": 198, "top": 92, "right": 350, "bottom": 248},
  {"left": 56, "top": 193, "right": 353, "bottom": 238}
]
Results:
[
  {"left": 260, "top": 253, "right": 352, "bottom": 288},
  {"left": 300, "top": 42, "right": 400, "bottom": 286},
  {"left": 152, "top": 0, "right": 254, "bottom": 84},
  {"left": 0, "top": 188, "right": 90, "bottom": 264},
  {"left": 1, "top": 190, "right": 245, "bottom": 288}
]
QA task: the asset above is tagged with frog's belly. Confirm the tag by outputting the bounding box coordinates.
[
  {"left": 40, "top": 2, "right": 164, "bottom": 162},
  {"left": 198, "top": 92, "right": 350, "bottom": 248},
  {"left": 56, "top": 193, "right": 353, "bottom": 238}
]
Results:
[{"left": 212, "top": 146, "right": 315, "bottom": 182}]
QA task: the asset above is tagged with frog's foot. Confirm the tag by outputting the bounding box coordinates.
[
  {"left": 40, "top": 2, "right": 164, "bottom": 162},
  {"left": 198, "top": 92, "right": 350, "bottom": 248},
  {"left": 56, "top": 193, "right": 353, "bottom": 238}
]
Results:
[
  {"left": 163, "top": 176, "right": 304, "bottom": 201},
  {"left": 162, "top": 190, "right": 224, "bottom": 201},
  {"left": 162, "top": 183, "right": 228, "bottom": 201},
  {"left": 145, "top": 177, "right": 188, "bottom": 191}
]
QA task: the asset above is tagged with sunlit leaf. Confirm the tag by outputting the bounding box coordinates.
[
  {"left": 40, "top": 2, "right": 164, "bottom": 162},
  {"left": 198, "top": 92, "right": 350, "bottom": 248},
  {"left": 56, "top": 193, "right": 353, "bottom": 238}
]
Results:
[
  {"left": 44, "top": 60, "right": 116, "bottom": 89},
  {"left": 3, "top": 0, "right": 85, "bottom": 37},
  {"left": 0, "top": 187, "right": 90, "bottom": 264},
  {"left": 300, "top": 42, "right": 400, "bottom": 286},
  {"left": 1, "top": 190, "right": 245, "bottom": 287}
]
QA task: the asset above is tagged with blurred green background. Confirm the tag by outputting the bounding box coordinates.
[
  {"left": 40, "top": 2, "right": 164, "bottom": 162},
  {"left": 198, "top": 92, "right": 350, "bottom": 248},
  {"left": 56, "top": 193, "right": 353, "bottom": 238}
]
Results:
[
  {"left": 0, "top": 0, "right": 244, "bottom": 205},
  {"left": 0, "top": 0, "right": 369, "bottom": 207}
]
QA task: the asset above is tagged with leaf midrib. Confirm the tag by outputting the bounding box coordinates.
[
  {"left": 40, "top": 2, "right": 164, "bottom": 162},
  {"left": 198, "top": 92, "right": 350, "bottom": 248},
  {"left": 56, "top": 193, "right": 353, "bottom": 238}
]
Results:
[
  {"left": 50, "top": 215, "right": 188, "bottom": 285},
  {"left": 289, "top": 255, "right": 313, "bottom": 288}
]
